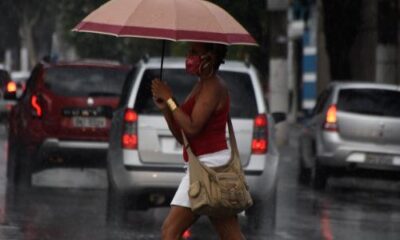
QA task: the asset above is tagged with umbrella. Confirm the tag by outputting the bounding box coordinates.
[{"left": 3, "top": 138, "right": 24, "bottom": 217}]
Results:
[{"left": 73, "top": 0, "right": 258, "bottom": 78}]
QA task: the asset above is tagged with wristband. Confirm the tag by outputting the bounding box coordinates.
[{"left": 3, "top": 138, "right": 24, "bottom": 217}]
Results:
[{"left": 166, "top": 98, "right": 178, "bottom": 112}]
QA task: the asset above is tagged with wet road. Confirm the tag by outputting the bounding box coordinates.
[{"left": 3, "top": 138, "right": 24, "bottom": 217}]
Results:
[{"left": 0, "top": 123, "right": 400, "bottom": 240}]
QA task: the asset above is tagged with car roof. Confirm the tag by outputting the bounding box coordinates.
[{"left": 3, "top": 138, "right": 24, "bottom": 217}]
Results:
[
  {"left": 329, "top": 81, "right": 400, "bottom": 91},
  {"left": 140, "top": 57, "right": 255, "bottom": 72}
]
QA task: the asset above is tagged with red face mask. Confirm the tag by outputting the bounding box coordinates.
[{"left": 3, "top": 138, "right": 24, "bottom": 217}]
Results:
[{"left": 185, "top": 55, "right": 202, "bottom": 75}]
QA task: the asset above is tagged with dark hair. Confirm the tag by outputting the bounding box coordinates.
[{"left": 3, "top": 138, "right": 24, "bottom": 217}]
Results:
[{"left": 204, "top": 43, "right": 228, "bottom": 71}]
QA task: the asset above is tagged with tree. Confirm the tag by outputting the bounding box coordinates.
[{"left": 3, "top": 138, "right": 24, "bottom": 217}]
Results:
[
  {"left": 59, "top": 0, "right": 164, "bottom": 64},
  {"left": 0, "top": 0, "right": 57, "bottom": 67},
  {"left": 322, "top": 0, "right": 362, "bottom": 80},
  {"left": 214, "top": 0, "right": 270, "bottom": 79}
]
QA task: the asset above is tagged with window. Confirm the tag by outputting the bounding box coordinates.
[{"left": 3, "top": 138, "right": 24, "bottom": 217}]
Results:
[
  {"left": 134, "top": 69, "right": 258, "bottom": 118},
  {"left": 312, "top": 88, "right": 331, "bottom": 115},
  {"left": 44, "top": 66, "right": 129, "bottom": 97},
  {"left": 337, "top": 88, "right": 400, "bottom": 117}
]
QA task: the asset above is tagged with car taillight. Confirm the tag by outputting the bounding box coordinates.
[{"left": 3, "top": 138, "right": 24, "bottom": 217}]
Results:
[
  {"left": 182, "top": 229, "right": 192, "bottom": 239},
  {"left": 122, "top": 108, "right": 138, "bottom": 149},
  {"left": 252, "top": 114, "right": 268, "bottom": 154},
  {"left": 31, "top": 95, "right": 43, "bottom": 117},
  {"left": 323, "top": 104, "right": 338, "bottom": 131},
  {"left": 6, "top": 81, "right": 17, "bottom": 93}
]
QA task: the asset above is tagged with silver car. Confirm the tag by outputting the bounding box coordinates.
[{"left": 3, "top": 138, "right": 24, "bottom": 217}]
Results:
[
  {"left": 298, "top": 82, "right": 400, "bottom": 189},
  {"left": 106, "top": 57, "right": 285, "bottom": 234}
]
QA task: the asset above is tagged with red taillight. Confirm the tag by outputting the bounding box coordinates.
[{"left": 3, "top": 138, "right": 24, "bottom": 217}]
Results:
[
  {"left": 255, "top": 114, "right": 267, "bottom": 127},
  {"left": 122, "top": 109, "right": 138, "bottom": 149},
  {"left": 182, "top": 229, "right": 192, "bottom": 239},
  {"left": 252, "top": 114, "right": 268, "bottom": 154},
  {"left": 31, "top": 95, "right": 43, "bottom": 117},
  {"left": 324, "top": 104, "right": 338, "bottom": 131},
  {"left": 124, "top": 109, "right": 138, "bottom": 122},
  {"left": 6, "top": 81, "right": 17, "bottom": 93}
]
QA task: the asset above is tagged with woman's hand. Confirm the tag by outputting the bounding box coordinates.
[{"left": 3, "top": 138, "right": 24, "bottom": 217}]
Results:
[
  {"left": 151, "top": 78, "right": 173, "bottom": 110},
  {"left": 151, "top": 79, "right": 173, "bottom": 101}
]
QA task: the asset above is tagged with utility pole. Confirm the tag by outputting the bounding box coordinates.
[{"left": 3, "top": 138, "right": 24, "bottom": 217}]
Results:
[
  {"left": 266, "top": 0, "right": 289, "bottom": 145},
  {"left": 376, "top": 0, "right": 398, "bottom": 84}
]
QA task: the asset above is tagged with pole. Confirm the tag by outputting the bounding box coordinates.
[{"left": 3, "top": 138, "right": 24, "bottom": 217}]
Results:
[{"left": 160, "top": 40, "right": 166, "bottom": 81}]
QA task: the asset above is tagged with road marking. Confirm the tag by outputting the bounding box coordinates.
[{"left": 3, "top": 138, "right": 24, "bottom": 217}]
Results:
[{"left": 320, "top": 205, "right": 334, "bottom": 240}]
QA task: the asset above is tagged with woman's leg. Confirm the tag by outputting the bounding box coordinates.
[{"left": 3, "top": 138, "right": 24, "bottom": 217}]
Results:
[
  {"left": 209, "top": 215, "right": 245, "bottom": 240},
  {"left": 162, "top": 206, "right": 199, "bottom": 240}
]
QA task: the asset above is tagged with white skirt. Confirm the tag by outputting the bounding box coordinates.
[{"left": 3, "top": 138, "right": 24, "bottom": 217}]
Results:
[{"left": 170, "top": 149, "right": 231, "bottom": 208}]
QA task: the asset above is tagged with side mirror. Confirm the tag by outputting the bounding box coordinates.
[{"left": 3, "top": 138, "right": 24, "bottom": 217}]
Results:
[{"left": 271, "top": 112, "right": 286, "bottom": 124}]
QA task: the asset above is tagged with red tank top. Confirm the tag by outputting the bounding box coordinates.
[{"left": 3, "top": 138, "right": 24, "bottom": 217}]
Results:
[{"left": 180, "top": 94, "right": 229, "bottom": 162}]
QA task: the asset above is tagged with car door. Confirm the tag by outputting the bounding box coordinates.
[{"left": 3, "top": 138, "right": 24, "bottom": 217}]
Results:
[{"left": 302, "top": 87, "right": 332, "bottom": 167}]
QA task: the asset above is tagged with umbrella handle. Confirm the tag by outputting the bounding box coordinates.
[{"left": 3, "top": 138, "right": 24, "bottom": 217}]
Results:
[{"left": 160, "top": 40, "right": 166, "bottom": 81}]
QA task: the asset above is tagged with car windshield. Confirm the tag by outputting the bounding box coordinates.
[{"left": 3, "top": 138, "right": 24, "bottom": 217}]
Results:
[
  {"left": 44, "top": 66, "right": 129, "bottom": 97},
  {"left": 134, "top": 68, "right": 258, "bottom": 118},
  {"left": 337, "top": 88, "right": 400, "bottom": 117}
]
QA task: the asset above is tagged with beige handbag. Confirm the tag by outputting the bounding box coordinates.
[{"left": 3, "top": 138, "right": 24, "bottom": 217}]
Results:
[{"left": 182, "top": 116, "right": 253, "bottom": 217}]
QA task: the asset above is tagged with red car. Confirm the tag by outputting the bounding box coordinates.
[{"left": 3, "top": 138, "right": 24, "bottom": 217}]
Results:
[{"left": 7, "top": 60, "right": 132, "bottom": 187}]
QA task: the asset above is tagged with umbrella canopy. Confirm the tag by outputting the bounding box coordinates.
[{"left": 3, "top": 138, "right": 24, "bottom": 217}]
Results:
[{"left": 73, "top": 0, "right": 257, "bottom": 46}]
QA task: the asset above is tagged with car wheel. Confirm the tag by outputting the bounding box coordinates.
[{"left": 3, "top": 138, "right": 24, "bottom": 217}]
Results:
[
  {"left": 312, "top": 160, "right": 328, "bottom": 190},
  {"left": 7, "top": 141, "right": 32, "bottom": 188},
  {"left": 245, "top": 185, "right": 277, "bottom": 237},
  {"left": 106, "top": 182, "right": 127, "bottom": 227}
]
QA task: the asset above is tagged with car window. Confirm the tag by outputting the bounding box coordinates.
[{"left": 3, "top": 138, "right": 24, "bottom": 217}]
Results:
[
  {"left": 118, "top": 66, "right": 138, "bottom": 108},
  {"left": 337, "top": 88, "right": 400, "bottom": 117},
  {"left": 134, "top": 68, "right": 258, "bottom": 118},
  {"left": 312, "top": 88, "right": 331, "bottom": 115},
  {"left": 44, "top": 66, "right": 129, "bottom": 97}
]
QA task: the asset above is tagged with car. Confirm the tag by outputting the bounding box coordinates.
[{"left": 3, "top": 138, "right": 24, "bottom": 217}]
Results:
[
  {"left": 7, "top": 60, "right": 133, "bottom": 188},
  {"left": 298, "top": 82, "right": 400, "bottom": 189},
  {"left": 0, "top": 69, "right": 19, "bottom": 121},
  {"left": 0, "top": 70, "right": 30, "bottom": 127},
  {"left": 106, "top": 57, "right": 286, "bottom": 234}
]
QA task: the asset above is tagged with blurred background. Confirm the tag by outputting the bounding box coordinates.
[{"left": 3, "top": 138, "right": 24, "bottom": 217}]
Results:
[
  {"left": 1, "top": 0, "right": 399, "bottom": 125},
  {"left": 1, "top": 1, "right": 400, "bottom": 240}
]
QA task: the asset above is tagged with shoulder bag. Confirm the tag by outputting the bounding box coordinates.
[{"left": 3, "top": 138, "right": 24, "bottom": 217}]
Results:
[{"left": 182, "top": 116, "right": 253, "bottom": 217}]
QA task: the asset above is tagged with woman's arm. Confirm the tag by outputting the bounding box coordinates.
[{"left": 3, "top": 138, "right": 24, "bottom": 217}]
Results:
[{"left": 153, "top": 79, "right": 222, "bottom": 137}]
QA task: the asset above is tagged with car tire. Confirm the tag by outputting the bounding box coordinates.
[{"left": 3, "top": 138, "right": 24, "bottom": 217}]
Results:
[
  {"left": 245, "top": 185, "right": 277, "bottom": 237},
  {"left": 7, "top": 139, "right": 32, "bottom": 188},
  {"left": 106, "top": 182, "right": 127, "bottom": 227},
  {"left": 312, "top": 160, "right": 328, "bottom": 190}
]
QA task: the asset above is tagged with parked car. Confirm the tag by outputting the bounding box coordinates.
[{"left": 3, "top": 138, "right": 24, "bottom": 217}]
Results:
[
  {"left": 106, "top": 57, "right": 286, "bottom": 234},
  {"left": 7, "top": 60, "right": 132, "bottom": 187},
  {"left": 298, "top": 82, "right": 400, "bottom": 189},
  {"left": 0, "top": 69, "right": 18, "bottom": 121},
  {"left": 0, "top": 70, "right": 30, "bottom": 124}
]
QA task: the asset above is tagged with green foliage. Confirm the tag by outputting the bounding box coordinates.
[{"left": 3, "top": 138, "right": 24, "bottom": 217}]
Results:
[{"left": 59, "top": 0, "right": 163, "bottom": 64}]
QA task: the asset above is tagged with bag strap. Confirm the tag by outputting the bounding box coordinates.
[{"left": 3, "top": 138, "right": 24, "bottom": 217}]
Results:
[{"left": 181, "top": 114, "right": 241, "bottom": 176}]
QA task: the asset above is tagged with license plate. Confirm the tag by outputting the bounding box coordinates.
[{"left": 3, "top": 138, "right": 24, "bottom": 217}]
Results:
[
  {"left": 72, "top": 117, "right": 106, "bottom": 128},
  {"left": 365, "top": 154, "right": 393, "bottom": 165}
]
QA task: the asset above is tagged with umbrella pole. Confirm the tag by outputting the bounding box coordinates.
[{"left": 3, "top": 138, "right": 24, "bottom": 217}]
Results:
[{"left": 160, "top": 40, "right": 166, "bottom": 81}]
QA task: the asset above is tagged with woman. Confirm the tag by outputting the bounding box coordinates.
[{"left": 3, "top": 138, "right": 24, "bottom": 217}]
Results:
[{"left": 151, "top": 42, "right": 245, "bottom": 240}]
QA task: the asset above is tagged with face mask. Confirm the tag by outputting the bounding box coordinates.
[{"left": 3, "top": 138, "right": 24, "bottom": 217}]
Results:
[{"left": 185, "top": 55, "right": 202, "bottom": 75}]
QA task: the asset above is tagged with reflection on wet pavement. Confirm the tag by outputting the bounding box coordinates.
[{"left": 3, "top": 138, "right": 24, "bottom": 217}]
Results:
[{"left": 1, "top": 124, "right": 400, "bottom": 240}]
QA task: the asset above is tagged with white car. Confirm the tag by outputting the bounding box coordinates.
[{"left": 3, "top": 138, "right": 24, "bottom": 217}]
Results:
[
  {"left": 106, "top": 57, "right": 285, "bottom": 235},
  {"left": 299, "top": 82, "right": 400, "bottom": 190}
]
